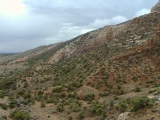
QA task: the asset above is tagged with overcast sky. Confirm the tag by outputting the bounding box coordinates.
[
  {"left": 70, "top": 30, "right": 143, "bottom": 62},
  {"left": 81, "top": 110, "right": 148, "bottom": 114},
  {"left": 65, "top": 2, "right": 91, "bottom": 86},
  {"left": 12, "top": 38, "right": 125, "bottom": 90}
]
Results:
[{"left": 0, "top": 0, "right": 158, "bottom": 53}]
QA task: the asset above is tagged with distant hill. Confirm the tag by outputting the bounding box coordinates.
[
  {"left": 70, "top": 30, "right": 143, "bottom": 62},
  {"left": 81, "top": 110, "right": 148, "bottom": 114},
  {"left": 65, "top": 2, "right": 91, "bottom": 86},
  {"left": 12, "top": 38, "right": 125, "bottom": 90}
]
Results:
[{"left": 0, "top": 53, "right": 16, "bottom": 56}]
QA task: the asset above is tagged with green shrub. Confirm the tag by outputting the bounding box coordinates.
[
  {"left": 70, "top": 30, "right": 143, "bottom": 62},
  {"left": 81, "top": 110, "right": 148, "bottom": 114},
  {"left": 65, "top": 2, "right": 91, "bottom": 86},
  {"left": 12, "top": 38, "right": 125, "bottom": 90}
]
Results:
[
  {"left": 131, "top": 97, "right": 153, "bottom": 112},
  {"left": 17, "top": 89, "right": 26, "bottom": 95},
  {"left": 134, "top": 86, "right": 141, "bottom": 92},
  {"left": 90, "top": 101, "right": 106, "bottom": 116},
  {"left": 10, "top": 110, "right": 30, "bottom": 120},
  {"left": 0, "top": 92, "right": 4, "bottom": 98},
  {"left": 116, "top": 101, "right": 127, "bottom": 112},
  {"left": 57, "top": 103, "right": 64, "bottom": 112},
  {"left": 41, "top": 101, "right": 46, "bottom": 108},
  {"left": 9, "top": 99, "right": 17, "bottom": 109},
  {"left": 0, "top": 103, "right": 8, "bottom": 110},
  {"left": 24, "top": 93, "right": 31, "bottom": 99},
  {"left": 52, "top": 86, "right": 63, "bottom": 93},
  {"left": 47, "top": 97, "right": 59, "bottom": 104},
  {"left": 69, "top": 102, "right": 81, "bottom": 112},
  {"left": 84, "top": 94, "right": 95, "bottom": 101},
  {"left": 78, "top": 111, "right": 84, "bottom": 119},
  {"left": 59, "top": 92, "right": 66, "bottom": 98},
  {"left": 132, "top": 75, "right": 137, "bottom": 82}
]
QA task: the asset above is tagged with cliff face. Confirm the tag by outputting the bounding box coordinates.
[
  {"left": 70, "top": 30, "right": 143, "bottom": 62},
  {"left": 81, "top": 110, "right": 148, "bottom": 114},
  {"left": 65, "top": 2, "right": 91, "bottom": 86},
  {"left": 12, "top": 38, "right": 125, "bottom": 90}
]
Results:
[{"left": 151, "top": 0, "right": 160, "bottom": 12}]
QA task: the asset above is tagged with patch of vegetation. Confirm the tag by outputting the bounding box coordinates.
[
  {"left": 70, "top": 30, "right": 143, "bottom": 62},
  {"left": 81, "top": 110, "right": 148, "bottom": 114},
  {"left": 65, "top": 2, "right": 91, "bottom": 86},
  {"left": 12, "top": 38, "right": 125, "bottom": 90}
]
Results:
[
  {"left": 90, "top": 101, "right": 106, "bottom": 116},
  {"left": 9, "top": 110, "right": 30, "bottom": 120},
  {"left": 0, "top": 103, "right": 8, "bottom": 110},
  {"left": 131, "top": 97, "right": 153, "bottom": 112}
]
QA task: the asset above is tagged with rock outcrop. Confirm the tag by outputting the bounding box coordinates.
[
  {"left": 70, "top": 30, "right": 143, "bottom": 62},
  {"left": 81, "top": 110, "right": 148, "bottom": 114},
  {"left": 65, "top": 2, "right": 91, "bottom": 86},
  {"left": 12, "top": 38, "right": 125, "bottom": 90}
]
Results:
[{"left": 151, "top": 0, "right": 160, "bottom": 12}]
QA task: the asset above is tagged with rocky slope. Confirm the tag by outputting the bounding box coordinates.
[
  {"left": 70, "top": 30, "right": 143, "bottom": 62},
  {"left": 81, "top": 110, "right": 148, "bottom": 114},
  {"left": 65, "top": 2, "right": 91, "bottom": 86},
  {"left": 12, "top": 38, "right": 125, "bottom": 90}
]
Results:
[
  {"left": 151, "top": 0, "right": 160, "bottom": 12},
  {"left": 0, "top": 1, "right": 160, "bottom": 120},
  {"left": 0, "top": 43, "right": 61, "bottom": 64}
]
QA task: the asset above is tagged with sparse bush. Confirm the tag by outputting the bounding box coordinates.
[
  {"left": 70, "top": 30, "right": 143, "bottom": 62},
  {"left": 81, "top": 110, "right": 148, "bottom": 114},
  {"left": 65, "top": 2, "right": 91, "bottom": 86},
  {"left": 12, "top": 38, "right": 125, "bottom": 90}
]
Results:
[
  {"left": 41, "top": 101, "right": 46, "bottom": 108},
  {"left": 134, "top": 86, "right": 141, "bottom": 92},
  {"left": 90, "top": 101, "right": 106, "bottom": 116},
  {"left": 10, "top": 110, "right": 30, "bottom": 120},
  {"left": 132, "top": 75, "right": 137, "bottom": 82},
  {"left": 68, "top": 116, "right": 73, "bottom": 120},
  {"left": 131, "top": 97, "right": 153, "bottom": 112},
  {"left": 114, "top": 96, "right": 119, "bottom": 100},
  {"left": 52, "top": 86, "right": 63, "bottom": 93},
  {"left": 78, "top": 111, "right": 84, "bottom": 119},
  {"left": 84, "top": 94, "right": 95, "bottom": 102},
  {"left": 0, "top": 91, "right": 4, "bottom": 98},
  {"left": 47, "top": 97, "right": 59, "bottom": 104},
  {"left": 116, "top": 101, "right": 127, "bottom": 112},
  {"left": 17, "top": 89, "right": 26, "bottom": 95},
  {"left": 99, "top": 92, "right": 109, "bottom": 97},
  {"left": 9, "top": 99, "right": 17, "bottom": 109},
  {"left": 57, "top": 103, "right": 64, "bottom": 112},
  {"left": 0, "top": 103, "right": 8, "bottom": 110}
]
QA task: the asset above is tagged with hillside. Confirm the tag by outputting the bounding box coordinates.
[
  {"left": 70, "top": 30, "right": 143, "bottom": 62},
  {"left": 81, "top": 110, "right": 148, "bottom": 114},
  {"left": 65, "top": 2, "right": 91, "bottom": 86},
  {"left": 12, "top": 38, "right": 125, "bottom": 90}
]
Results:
[{"left": 0, "top": 1, "right": 160, "bottom": 120}]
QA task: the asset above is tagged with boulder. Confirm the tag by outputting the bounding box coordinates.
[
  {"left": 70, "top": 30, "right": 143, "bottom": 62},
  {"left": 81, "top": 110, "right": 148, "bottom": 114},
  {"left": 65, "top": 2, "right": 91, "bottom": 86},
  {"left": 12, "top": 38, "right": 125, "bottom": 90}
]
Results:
[{"left": 117, "top": 112, "right": 130, "bottom": 120}]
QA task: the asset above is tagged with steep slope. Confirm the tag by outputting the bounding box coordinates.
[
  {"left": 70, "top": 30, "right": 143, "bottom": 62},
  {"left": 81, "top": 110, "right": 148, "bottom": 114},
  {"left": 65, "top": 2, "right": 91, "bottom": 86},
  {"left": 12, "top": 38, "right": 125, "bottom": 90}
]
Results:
[
  {"left": 151, "top": 0, "right": 160, "bottom": 12},
  {"left": 41, "top": 12, "right": 159, "bottom": 65},
  {"left": 0, "top": 2, "right": 160, "bottom": 120}
]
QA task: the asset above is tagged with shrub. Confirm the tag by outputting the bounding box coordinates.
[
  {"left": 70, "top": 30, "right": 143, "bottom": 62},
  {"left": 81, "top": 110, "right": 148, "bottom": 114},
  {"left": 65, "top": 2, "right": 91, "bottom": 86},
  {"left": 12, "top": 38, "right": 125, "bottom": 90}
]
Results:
[
  {"left": 57, "top": 103, "right": 64, "bottom": 112},
  {"left": 116, "top": 101, "right": 127, "bottom": 112},
  {"left": 52, "top": 86, "right": 63, "bottom": 93},
  {"left": 17, "top": 89, "right": 26, "bottom": 95},
  {"left": 47, "top": 97, "right": 59, "bottom": 104},
  {"left": 9, "top": 99, "right": 17, "bottom": 109},
  {"left": 78, "top": 111, "right": 84, "bottom": 119},
  {"left": 0, "top": 91, "right": 4, "bottom": 98},
  {"left": 59, "top": 92, "right": 66, "bottom": 98},
  {"left": 90, "top": 101, "right": 106, "bottom": 116},
  {"left": 99, "top": 92, "right": 109, "bottom": 97},
  {"left": 0, "top": 103, "right": 8, "bottom": 110},
  {"left": 132, "top": 75, "right": 137, "bottom": 82},
  {"left": 84, "top": 94, "right": 95, "bottom": 102},
  {"left": 10, "top": 110, "right": 30, "bottom": 120},
  {"left": 131, "top": 97, "right": 153, "bottom": 112},
  {"left": 69, "top": 103, "right": 81, "bottom": 112},
  {"left": 24, "top": 93, "right": 31, "bottom": 99},
  {"left": 134, "top": 86, "right": 141, "bottom": 92},
  {"left": 41, "top": 101, "right": 46, "bottom": 108},
  {"left": 68, "top": 116, "right": 73, "bottom": 120}
]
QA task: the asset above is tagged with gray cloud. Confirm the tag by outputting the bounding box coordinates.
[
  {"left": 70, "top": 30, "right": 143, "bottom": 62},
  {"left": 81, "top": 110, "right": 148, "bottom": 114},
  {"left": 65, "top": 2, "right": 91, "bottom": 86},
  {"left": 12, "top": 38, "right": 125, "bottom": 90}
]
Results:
[
  {"left": 134, "top": 8, "right": 150, "bottom": 17},
  {"left": 89, "top": 15, "right": 128, "bottom": 29},
  {"left": 0, "top": 0, "right": 158, "bottom": 53}
]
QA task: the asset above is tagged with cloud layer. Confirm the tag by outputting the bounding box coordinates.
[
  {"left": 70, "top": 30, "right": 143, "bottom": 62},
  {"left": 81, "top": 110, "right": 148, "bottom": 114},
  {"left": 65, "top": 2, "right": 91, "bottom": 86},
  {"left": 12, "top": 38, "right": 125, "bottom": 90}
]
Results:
[{"left": 0, "top": 0, "right": 158, "bottom": 52}]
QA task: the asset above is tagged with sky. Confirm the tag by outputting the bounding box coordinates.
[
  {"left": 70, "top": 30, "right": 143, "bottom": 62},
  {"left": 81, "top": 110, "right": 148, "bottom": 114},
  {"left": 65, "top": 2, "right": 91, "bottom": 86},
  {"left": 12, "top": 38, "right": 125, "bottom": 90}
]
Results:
[{"left": 0, "top": 0, "right": 158, "bottom": 53}]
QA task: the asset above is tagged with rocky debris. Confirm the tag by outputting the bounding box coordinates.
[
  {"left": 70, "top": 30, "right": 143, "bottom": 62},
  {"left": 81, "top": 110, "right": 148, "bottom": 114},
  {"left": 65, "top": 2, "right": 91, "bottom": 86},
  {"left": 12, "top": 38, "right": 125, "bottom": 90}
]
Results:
[
  {"left": 150, "top": 117, "right": 156, "bottom": 120},
  {"left": 152, "top": 109, "right": 158, "bottom": 113},
  {"left": 16, "top": 99, "right": 25, "bottom": 106},
  {"left": 30, "top": 115, "right": 38, "bottom": 120},
  {"left": 0, "top": 115, "right": 7, "bottom": 120},
  {"left": 45, "top": 107, "right": 57, "bottom": 114},
  {"left": 117, "top": 112, "right": 130, "bottom": 120},
  {"left": 147, "top": 91, "right": 160, "bottom": 101},
  {"left": 105, "top": 116, "right": 116, "bottom": 120},
  {"left": 17, "top": 105, "right": 31, "bottom": 114},
  {"left": 0, "top": 99, "right": 10, "bottom": 105}
]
